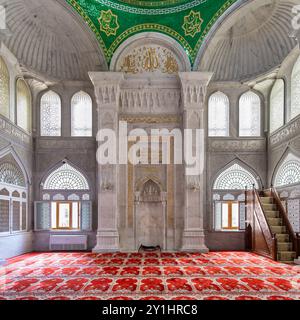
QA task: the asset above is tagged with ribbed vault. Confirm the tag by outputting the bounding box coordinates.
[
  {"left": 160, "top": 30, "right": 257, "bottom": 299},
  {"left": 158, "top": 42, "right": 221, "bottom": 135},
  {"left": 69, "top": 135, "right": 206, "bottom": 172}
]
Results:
[
  {"left": 198, "top": 0, "right": 298, "bottom": 81},
  {"left": 0, "top": 0, "right": 107, "bottom": 81}
]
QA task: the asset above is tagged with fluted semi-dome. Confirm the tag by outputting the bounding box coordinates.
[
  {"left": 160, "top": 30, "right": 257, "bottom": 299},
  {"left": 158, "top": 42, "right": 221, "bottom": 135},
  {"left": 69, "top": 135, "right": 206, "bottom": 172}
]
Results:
[
  {"left": 197, "top": 0, "right": 298, "bottom": 81},
  {"left": 0, "top": 0, "right": 107, "bottom": 81}
]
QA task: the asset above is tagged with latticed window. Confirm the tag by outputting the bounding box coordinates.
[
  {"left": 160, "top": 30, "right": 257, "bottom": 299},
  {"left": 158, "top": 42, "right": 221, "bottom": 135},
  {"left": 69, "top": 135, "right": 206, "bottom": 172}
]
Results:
[
  {"left": 291, "top": 56, "right": 300, "bottom": 120},
  {"left": 43, "top": 163, "right": 89, "bottom": 190},
  {"left": 0, "top": 56, "right": 10, "bottom": 118},
  {"left": 0, "top": 157, "right": 27, "bottom": 233},
  {"left": 40, "top": 91, "right": 61, "bottom": 136},
  {"left": 275, "top": 156, "right": 300, "bottom": 187},
  {"left": 270, "top": 79, "right": 284, "bottom": 133},
  {"left": 213, "top": 163, "right": 259, "bottom": 190},
  {"left": 208, "top": 92, "right": 229, "bottom": 137},
  {"left": 0, "top": 162, "right": 25, "bottom": 187},
  {"left": 17, "top": 79, "right": 31, "bottom": 132},
  {"left": 239, "top": 91, "right": 261, "bottom": 137},
  {"left": 71, "top": 91, "right": 92, "bottom": 137}
]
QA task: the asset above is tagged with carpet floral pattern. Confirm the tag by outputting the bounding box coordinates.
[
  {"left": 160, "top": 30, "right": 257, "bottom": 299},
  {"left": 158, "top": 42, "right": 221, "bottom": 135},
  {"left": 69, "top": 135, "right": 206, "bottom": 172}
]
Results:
[{"left": 0, "top": 252, "right": 299, "bottom": 300}]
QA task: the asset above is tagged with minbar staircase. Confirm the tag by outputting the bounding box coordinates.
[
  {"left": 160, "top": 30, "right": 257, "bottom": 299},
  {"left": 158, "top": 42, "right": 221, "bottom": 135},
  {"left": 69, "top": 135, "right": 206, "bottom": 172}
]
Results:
[
  {"left": 246, "top": 188, "right": 300, "bottom": 263},
  {"left": 259, "top": 195, "right": 296, "bottom": 262}
]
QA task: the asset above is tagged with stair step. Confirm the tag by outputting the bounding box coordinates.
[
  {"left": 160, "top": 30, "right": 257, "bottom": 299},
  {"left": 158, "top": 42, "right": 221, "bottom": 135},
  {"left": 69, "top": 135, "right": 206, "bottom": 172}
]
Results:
[
  {"left": 271, "top": 225, "right": 286, "bottom": 234},
  {"left": 260, "top": 197, "right": 273, "bottom": 204},
  {"left": 262, "top": 203, "right": 277, "bottom": 210},
  {"left": 276, "top": 234, "right": 290, "bottom": 242},
  {"left": 277, "top": 251, "right": 297, "bottom": 261},
  {"left": 265, "top": 211, "right": 279, "bottom": 218},
  {"left": 279, "top": 261, "right": 295, "bottom": 265},
  {"left": 277, "top": 242, "right": 293, "bottom": 251},
  {"left": 267, "top": 217, "right": 282, "bottom": 226}
]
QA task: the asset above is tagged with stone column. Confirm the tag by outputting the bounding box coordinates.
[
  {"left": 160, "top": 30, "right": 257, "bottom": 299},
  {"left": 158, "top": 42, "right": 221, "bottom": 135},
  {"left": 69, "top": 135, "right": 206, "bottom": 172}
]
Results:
[
  {"left": 178, "top": 72, "right": 213, "bottom": 252},
  {"left": 89, "top": 72, "right": 124, "bottom": 252}
]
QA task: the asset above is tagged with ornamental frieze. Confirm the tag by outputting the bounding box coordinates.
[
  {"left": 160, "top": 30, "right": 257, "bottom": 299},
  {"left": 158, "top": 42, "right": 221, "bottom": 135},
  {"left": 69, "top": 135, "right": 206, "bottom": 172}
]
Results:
[
  {"left": 0, "top": 116, "right": 31, "bottom": 145},
  {"left": 119, "top": 115, "right": 181, "bottom": 124},
  {"left": 270, "top": 117, "right": 300, "bottom": 146},
  {"left": 120, "top": 88, "right": 180, "bottom": 113},
  {"left": 208, "top": 139, "right": 266, "bottom": 152}
]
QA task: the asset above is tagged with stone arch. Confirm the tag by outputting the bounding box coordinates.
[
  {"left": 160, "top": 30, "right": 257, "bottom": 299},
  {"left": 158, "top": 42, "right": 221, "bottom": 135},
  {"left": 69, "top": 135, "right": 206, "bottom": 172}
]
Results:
[
  {"left": 41, "top": 159, "right": 90, "bottom": 190},
  {"left": 110, "top": 32, "right": 191, "bottom": 75},
  {"left": 272, "top": 148, "right": 300, "bottom": 187},
  {"left": 136, "top": 175, "right": 164, "bottom": 193},
  {"left": 0, "top": 146, "right": 30, "bottom": 187},
  {"left": 212, "top": 158, "right": 261, "bottom": 190}
]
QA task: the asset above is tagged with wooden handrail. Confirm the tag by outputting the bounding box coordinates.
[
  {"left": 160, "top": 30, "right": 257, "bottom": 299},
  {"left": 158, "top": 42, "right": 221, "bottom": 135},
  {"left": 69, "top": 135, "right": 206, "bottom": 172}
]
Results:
[
  {"left": 253, "top": 189, "right": 277, "bottom": 260},
  {"left": 271, "top": 187, "right": 300, "bottom": 257},
  {"left": 246, "top": 188, "right": 277, "bottom": 260}
]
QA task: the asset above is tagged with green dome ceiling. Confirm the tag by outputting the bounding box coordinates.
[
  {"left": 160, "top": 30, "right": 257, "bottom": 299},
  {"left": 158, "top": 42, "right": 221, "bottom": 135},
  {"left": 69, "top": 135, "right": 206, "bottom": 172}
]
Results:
[{"left": 66, "top": 0, "right": 238, "bottom": 66}]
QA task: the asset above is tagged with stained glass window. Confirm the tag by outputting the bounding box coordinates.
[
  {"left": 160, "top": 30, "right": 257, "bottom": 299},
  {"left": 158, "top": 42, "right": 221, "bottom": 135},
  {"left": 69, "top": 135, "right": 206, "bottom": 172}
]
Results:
[
  {"left": 40, "top": 91, "right": 61, "bottom": 136},
  {"left": 270, "top": 79, "right": 285, "bottom": 133},
  {"left": 213, "top": 163, "right": 259, "bottom": 190},
  {"left": 0, "top": 162, "right": 25, "bottom": 187},
  {"left": 17, "top": 79, "right": 31, "bottom": 132},
  {"left": 275, "top": 155, "right": 300, "bottom": 187},
  {"left": 208, "top": 92, "right": 229, "bottom": 137},
  {"left": 291, "top": 56, "right": 300, "bottom": 120},
  {"left": 71, "top": 91, "right": 92, "bottom": 137},
  {"left": 239, "top": 91, "right": 261, "bottom": 137},
  {"left": 43, "top": 163, "right": 89, "bottom": 190},
  {"left": 0, "top": 56, "right": 10, "bottom": 118}
]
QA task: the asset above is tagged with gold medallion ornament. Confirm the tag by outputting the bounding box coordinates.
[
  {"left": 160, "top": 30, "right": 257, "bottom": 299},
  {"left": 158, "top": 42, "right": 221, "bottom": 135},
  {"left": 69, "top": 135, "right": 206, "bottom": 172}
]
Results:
[
  {"left": 182, "top": 10, "right": 203, "bottom": 37},
  {"left": 98, "top": 10, "right": 120, "bottom": 37}
]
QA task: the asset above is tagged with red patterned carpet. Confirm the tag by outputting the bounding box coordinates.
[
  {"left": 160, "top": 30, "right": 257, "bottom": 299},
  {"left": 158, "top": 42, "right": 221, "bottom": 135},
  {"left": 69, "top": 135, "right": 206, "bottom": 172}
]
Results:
[{"left": 0, "top": 251, "right": 299, "bottom": 300}]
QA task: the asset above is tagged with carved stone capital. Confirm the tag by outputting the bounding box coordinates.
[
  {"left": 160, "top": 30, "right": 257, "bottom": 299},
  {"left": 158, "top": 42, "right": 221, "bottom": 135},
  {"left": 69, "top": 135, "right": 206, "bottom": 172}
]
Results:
[
  {"left": 89, "top": 72, "right": 124, "bottom": 108},
  {"left": 178, "top": 72, "right": 213, "bottom": 108}
]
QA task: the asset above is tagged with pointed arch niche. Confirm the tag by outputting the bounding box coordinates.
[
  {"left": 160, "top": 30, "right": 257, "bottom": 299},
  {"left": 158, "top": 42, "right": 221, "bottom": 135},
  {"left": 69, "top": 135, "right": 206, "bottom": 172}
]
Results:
[
  {"left": 134, "top": 177, "right": 167, "bottom": 250},
  {"left": 274, "top": 153, "right": 300, "bottom": 187}
]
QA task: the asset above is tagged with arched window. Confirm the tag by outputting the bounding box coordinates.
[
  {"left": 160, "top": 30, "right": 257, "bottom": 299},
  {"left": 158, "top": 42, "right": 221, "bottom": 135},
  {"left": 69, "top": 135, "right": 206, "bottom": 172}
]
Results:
[
  {"left": 239, "top": 91, "right": 261, "bottom": 137},
  {"left": 43, "top": 162, "right": 89, "bottom": 190},
  {"left": 213, "top": 163, "right": 259, "bottom": 190},
  {"left": 0, "top": 56, "right": 10, "bottom": 118},
  {"left": 16, "top": 79, "right": 31, "bottom": 132},
  {"left": 71, "top": 91, "right": 92, "bottom": 137},
  {"left": 0, "top": 154, "right": 27, "bottom": 233},
  {"left": 270, "top": 79, "right": 285, "bottom": 133},
  {"left": 0, "top": 162, "right": 25, "bottom": 187},
  {"left": 38, "top": 162, "right": 91, "bottom": 231},
  {"left": 275, "top": 153, "right": 300, "bottom": 187},
  {"left": 208, "top": 92, "right": 229, "bottom": 137},
  {"left": 291, "top": 55, "right": 300, "bottom": 120},
  {"left": 213, "top": 163, "right": 258, "bottom": 232},
  {"left": 40, "top": 91, "right": 61, "bottom": 136}
]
